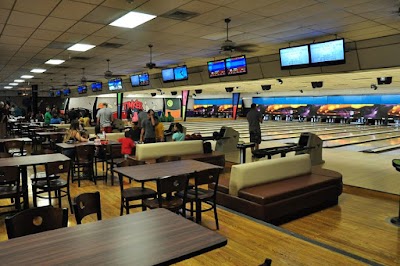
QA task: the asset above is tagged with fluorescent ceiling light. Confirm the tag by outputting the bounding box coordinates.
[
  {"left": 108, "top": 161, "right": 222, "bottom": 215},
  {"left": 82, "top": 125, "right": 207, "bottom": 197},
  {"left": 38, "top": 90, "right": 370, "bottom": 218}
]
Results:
[
  {"left": 31, "top": 69, "right": 46, "bottom": 73},
  {"left": 4, "top": 86, "right": 12, "bottom": 89},
  {"left": 45, "top": 59, "right": 65, "bottom": 65},
  {"left": 14, "top": 79, "right": 24, "bottom": 83},
  {"left": 21, "top": 75, "right": 34, "bottom": 79},
  {"left": 109, "top": 11, "right": 156, "bottom": 29},
  {"left": 9, "top": 83, "right": 18, "bottom": 86},
  {"left": 67, "top": 43, "right": 95, "bottom": 52}
]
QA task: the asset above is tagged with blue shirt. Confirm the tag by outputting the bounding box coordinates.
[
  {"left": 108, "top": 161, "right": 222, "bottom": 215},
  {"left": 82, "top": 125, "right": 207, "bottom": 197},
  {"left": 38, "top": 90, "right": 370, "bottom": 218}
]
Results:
[
  {"left": 50, "top": 117, "right": 62, "bottom": 124},
  {"left": 172, "top": 132, "right": 185, "bottom": 141}
]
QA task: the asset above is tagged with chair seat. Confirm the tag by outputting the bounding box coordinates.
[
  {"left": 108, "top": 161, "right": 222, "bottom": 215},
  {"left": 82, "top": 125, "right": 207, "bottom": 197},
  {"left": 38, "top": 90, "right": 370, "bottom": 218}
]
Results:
[
  {"left": 143, "top": 197, "right": 183, "bottom": 211},
  {"left": 0, "top": 186, "right": 18, "bottom": 197},
  {"left": 108, "top": 158, "right": 126, "bottom": 165},
  {"left": 186, "top": 188, "right": 214, "bottom": 201},
  {"left": 122, "top": 187, "right": 156, "bottom": 200},
  {"left": 33, "top": 179, "right": 67, "bottom": 189}
]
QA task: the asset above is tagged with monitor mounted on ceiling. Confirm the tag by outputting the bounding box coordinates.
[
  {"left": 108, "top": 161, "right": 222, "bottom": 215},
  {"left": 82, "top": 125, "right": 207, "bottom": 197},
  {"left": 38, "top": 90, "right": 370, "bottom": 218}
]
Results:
[
  {"left": 208, "top": 59, "right": 226, "bottom": 78},
  {"left": 162, "top": 68, "right": 174, "bottom": 83},
  {"left": 310, "top": 39, "right": 345, "bottom": 66},
  {"left": 225, "top": 55, "right": 247, "bottom": 76},
  {"left": 77, "top": 85, "right": 87, "bottom": 94},
  {"left": 91, "top": 82, "right": 102, "bottom": 92},
  {"left": 63, "top": 88, "right": 71, "bottom": 96},
  {"left": 108, "top": 78, "right": 123, "bottom": 91},
  {"left": 174, "top": 65, "right": 188, "bottom": 81},
  {"left": 279, "top": 44, "right": 310, "bottom": 70},
  {"left": 130, "top": 75, "right": 140, "bottom": 87},
  {"left": 139, "top": 73, "right": 150, "bottom": 86}
]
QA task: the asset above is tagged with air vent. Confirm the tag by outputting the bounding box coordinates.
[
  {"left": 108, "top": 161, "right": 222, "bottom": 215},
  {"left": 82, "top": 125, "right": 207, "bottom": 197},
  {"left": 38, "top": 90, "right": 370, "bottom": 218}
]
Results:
[
  {"left": 161, "top": 9, "right": 199, "bottom": 21},
  {"left": 99, "top": 42, "right": 124, "bottom": 49},
  {"left": 71, "top": 56, "right": 91, "bottom": 61}
]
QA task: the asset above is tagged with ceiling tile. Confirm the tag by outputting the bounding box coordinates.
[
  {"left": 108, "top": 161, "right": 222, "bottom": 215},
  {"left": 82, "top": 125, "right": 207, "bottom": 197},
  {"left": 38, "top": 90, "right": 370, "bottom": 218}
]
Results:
[
  {"left": 7, "top": 11, "right": 46, "bottom": 27},
  {"left": 0, "top": 0, "right": 15, "bottom": 9},
  {"left": 135, "top": 17, "right": 180, "bottom": 32},
  {"left": 229, "top": 0, "right": 280, "bottom": 12},
  {"left": 14, "top": 0, "right": 59, "bottom": 15},
  {"left": 200, "top": 0, "right": 236, "bottom": 5},
  {"left": 56, "top": 32, "right": 87, "bottom": 43},
  {"left": 67, "top": 21, "right": 104, "bottom": 34},
  {"left": 0, "top": 35, "right": 27, "bottom": 45},
  {"left": 39, "top": 17, "right": 77, "bottom": 31},
  {"left": 51, "top": 0, "right": 97, "bottom": 20},
  {"left": 73, "top": 0, "right": 103, "bottom": 4},
  {"left": 93, "top": 25, "right": 130, "bottom": 38},
  {"left": 81, "top": 35, "right": 110, "bottom": 45},
  {"left": 82, "top": 6, "right": 127, "bottom": 24},
  {"left": 250, "top": 0, "right": 318, "bottom": 17},
  {"left": 2, "top": 24, "right": 36, "bottom": 38},
  {"left": 135, "top": 0, "right": 191, "bottom": 16},
  {"left": 0, "top": 23, "right": 4, "bottom": 32},
  {"left": 189, "top": 6, "right": 243, "bottom": 25},
  {"left": 31, "top": 29, "right": 63, "bottom": 41},
  {"left": 101, "top": 0, "right": 148, "bottom": 10},
  {"left": 179, "top": 0, "right": 219, "bottom": 14},
  {"left": 161, "top": 21, "right": 204, "bottom": 34},
  {"left": 0, "top": 9, "right": 10, "bottom": 24},
  {"left": 24, "top": 38, "right": 52, "bottom": 48}
]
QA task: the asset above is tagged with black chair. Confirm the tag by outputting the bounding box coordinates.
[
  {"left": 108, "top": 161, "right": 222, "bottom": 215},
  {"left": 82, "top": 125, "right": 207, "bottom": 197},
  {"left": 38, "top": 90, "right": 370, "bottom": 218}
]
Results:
[
  {"left": 32, "top": 160, "right": 73, "bottom": 213},
  {"left": 5, "top": 206, "right": 68, "bottom": 239},
  {"left": 185, "top": 168, "right": 222, "bottom": 229},
  {"left": 73, "top": 191, "right": 102, "bottom": 224},
  {"left": 118, "top": 159, "right": 157, "bottom": 215},
  {"left": 94, "top": 144, "right": 107, "bottom": 181},
  {"left": 4, "top": 140, "right": 26, "bottom": 156},
  {"left": 0, "top": 166, "right": 21, "bottom": 213},
  {"left": 74, "top": 145, "right": 96, "bottom": 187},
  {"left": 143, "top": 174, "right": 189, "bottom": 216},
  {"left": 106, "top": 144, "right": 125, "bottom": 185}
]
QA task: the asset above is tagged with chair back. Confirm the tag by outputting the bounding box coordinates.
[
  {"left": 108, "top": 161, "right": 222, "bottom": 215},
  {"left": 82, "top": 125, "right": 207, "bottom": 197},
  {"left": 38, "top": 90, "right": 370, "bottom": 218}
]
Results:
[
  {"left": 107, "top": 144, "right": 123, "bottom": 159},
  {"left": 0, "top": 166, "right": 20, "bottom": 186},
  {"left": 4, "top": 140, "right": 25, "bottom": 156},
  {"left": 75, "top": 145, "right": 95, "bottom": 163},
  {"left": 193, "top": 168, "right": 221, "bottom": 187},
  {"left": 0, "top": 152, "right": 12, "bottom": 158},
  {"left": 156, "top": 174, "right": 188, "bottom": 207},
  {"left": 5, "top": 206, "right": 68, "bottom": 239},
  {"left": 46, "top": 160, "right": 71, "bottom": 176},
  {"left": 156, "top": 155, "right": 181, "bottom": 163},
  {"left": 73, "top": 191, "right": 102, "bottom": 224}
]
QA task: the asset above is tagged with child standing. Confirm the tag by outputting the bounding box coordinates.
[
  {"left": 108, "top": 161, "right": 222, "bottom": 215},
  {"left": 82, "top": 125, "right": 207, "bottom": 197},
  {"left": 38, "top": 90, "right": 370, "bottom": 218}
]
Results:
[{"left": 118, "top": 131, "right": 135, "bottom": 158}]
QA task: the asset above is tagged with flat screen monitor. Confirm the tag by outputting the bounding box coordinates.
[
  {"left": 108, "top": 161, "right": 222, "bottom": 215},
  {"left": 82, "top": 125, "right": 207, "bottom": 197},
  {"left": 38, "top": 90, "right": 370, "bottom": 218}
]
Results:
[
  {"left": 279, "top": 45, "right": 310, "bottom": 69},
  {"left": 162, "top": 68, "right": 174, "bottom": 82},
  {"left": 174, "top": 65, "right": 188, "bottom": 81},
  {"left": 208, "top": 59, "right": 226, "bottom": 78},
  {"left": 49, "top": 91, "right": 54, "bottom": 97},
  {"left": 139, "top": 73, "right": 150, "bottom": 86},
  {"left": 108, "top": 78, "right": 123, "bottom": 91},
  {"left": 91, "top": 82, "right": 102, "bottom": 92},
  {"left": 55, "top": 90, "right": 61, "bottom": 96},
  {"left": 298, "top": 133, "right": 309, "bottom": 147},
  {"left": 130, "top": 75, "right": 140, "bottom": 87},
  {"left": 310, "top": 39, "right": 345, "bottom": 66},
  {"left": 63, "top": 88, "right": 71, "bottom": 96},
  {"left": 77, "top": 85, "right": 87, "bottom": 94},
  {"left": 225, "top": 55, "right": 247, "bottom": 76}
]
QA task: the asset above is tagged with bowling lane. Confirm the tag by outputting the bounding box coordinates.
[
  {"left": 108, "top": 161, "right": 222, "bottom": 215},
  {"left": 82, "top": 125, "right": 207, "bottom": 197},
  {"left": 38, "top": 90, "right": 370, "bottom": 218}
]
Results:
[
  {"left": 323, "top": 132, "right": 400, "bottom": 148},
  {"left": 336, "top": 137, "right": 400, "bottom": 152}
]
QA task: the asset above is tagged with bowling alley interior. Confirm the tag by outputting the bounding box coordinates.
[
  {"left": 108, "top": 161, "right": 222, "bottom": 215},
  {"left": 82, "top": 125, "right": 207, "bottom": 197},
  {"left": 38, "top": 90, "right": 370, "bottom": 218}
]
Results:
[{"left": 0, "top": 0, "right": 399, "bottom": 265}]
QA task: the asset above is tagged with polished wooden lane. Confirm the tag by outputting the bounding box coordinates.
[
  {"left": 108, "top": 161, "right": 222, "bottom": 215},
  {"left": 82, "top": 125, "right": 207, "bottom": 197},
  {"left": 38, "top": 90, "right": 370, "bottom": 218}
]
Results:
[{"left": 0, "top": 209, "right": 227, "bottom": 265}]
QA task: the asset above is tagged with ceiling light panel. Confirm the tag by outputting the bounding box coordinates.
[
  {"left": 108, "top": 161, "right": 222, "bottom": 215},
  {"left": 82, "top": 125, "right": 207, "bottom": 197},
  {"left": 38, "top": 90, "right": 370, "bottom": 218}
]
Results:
[
  {"left": 67, "top": 43, "right": 96, "bottom": 52},
  {"left": 14, "top": 79, "right": 24, "bottom": 82},
  {"left": 9, "top": 83, "right": 18, "bottom": 86},
  {"left": 4, "top": 86, "right": 12, "bottom": 89},
  {"left": 45, "top": 59, "right": 65, "bottom": 65},
  {"left": 21, "top": 75, "right": 34, "bottom": 79},
  {"left": 31, "top": 69, "right": 46, "bottom": 73},
  {"left": 109, "top": 11, "right": 156, "bottom": 29}
]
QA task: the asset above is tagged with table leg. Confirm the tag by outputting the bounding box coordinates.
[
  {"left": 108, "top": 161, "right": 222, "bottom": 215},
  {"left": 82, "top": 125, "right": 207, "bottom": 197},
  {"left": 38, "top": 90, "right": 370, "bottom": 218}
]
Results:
[
  {"left": 196, "top": 200, "right": 202, "bottom": 224},
  {"left": 20, "top": 165, "right": 29, "bottom": 209}
]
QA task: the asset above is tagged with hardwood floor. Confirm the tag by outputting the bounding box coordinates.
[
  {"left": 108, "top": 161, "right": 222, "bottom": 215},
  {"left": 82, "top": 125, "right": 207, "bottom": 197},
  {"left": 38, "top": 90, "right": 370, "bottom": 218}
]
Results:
[{"left": 0, "top": 164, "right": 398, "bottom": 265}]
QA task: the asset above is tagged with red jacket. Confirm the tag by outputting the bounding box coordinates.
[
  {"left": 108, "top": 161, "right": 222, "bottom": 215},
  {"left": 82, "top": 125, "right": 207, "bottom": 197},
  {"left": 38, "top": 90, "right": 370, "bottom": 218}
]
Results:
[{"left": 118, "top": 137, "right": 135, "bottom": 155}]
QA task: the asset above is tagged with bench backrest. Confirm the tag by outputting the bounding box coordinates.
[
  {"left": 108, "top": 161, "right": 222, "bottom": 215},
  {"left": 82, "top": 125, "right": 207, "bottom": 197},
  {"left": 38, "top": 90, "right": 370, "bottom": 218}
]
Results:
[
  {"left": 135, "top": 140, "right": 204, "bottom": 161},
  {"left": 229, "top": 154, "right": 312, "bottom": 196}
]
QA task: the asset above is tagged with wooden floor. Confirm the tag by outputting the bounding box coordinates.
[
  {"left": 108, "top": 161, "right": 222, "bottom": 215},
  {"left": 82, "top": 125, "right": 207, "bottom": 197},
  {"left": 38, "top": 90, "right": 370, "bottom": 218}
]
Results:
[{"left": 0, "top": 163, "right": 398, "bottom": 265}]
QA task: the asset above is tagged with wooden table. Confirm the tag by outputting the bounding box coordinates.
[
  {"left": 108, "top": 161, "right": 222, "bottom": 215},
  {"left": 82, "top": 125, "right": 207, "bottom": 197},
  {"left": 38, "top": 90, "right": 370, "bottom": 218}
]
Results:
[
  {"left": 0, "top": 137, "right": 32, "bottom": 144},
  {"left": 0, "top": 153, "right": 70, "bottom": 209},
  {"left": 0, "top": 208, "right": 227, "bottom": 265},
  {"left": 114, "top": 159, "right": 223, "bottom": 182},
  {"left": 56, "top": 140, "right": 119, "bottom": 150}
]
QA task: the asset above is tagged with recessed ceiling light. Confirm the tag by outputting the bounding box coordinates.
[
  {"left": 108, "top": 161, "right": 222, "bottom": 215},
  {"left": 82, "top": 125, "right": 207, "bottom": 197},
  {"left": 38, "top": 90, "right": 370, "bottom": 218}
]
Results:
[
  {"left": 9, "top": 83, "right": 18, "bottom": 86},
  {"left": 31, "top": 69, "right": 46, "bottom": 73},
  {"left": 45, "top": 59, "right": 65, "bottom": 65},
  {"left": 109, "top": 11, "right": 156, "bottom": 29},
  {"left": 21, "top": 75, "right": 34, "bottom": 79},
  {"left": 67, "top": 44, "right": 95, "bottom": 52},
  {"left": 14, "top": 79, "right": 24, "bottom": 83},
  {"left": 4, "top": 86, "right": 12, "bottom": 89}
]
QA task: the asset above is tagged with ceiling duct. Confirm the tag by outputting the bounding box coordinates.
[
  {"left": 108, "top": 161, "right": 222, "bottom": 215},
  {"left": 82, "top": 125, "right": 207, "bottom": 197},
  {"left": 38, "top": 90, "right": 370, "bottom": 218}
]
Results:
[{"left": 161, "top": 9, "right": 199, "bottom": 21}]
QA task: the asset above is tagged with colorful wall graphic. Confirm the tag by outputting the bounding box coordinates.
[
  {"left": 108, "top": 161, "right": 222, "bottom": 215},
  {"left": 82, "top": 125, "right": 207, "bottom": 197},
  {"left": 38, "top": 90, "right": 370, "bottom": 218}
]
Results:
[
  {"left": 191, "top": 98, "right": 242, "bottom": 118},
  {"left": 164, "top": 98, "right": 181, "bottom": 119}
]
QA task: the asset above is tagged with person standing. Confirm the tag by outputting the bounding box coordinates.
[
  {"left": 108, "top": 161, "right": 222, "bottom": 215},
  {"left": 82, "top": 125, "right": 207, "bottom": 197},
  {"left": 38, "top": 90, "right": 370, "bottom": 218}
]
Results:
[
  {"left": 140, "top": 109, "right": 157, "bottom": 143},
  {"left": 44, "top": 107, "right": 52, "bottom": 125},
  {"left": 137, "top": 109, "right": 147, "bottom": 129},
  {"left": 247, "top": 103, "right": 263, "bottom": 151},
  {"left": 154, "top": 116, "right": 164, "bottom": 142},
  {"left": 96, "top": 103, "right": 114, "bottom": 133}
]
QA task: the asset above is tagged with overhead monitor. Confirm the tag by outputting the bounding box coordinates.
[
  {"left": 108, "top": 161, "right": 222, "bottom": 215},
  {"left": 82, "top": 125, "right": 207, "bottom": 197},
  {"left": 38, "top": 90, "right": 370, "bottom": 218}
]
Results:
[
  {"left": 310, "top": 39, "right": 345, "bottom": 66},
  {"left": 225, "top": 55, "right": 247, "bottom": 76},
  {"left": 279, "top": 45, "right": 310, "bottom": 69},
  {"left": 63, "top": 88, "right": 71, "bottom": 96},
  {"left": 162, "top": 68, "right": 174, "bottom": 82},
  {"left": 55, "top": 90, "right": 61, "bottom": 96},
  {"left": 208, "top": 59, "right": 226, "bottom": 78},
  {"left": 91, "top": 82, "right": 102, "bottom": 92},
  {"left": 77, "top": 85, "right": 87, "bottom": 94},
  {"left": 108, "top": 78, "right": 123, "bottom": 91},
  {"left": 130, "top": 75, "right": 140, "bottom": 87},
  {"left": 139, "top": 73, "right": 150, "bottom": 86},
  {"left": 174, "top": 65, "right": 188, "bottom": 81}
]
